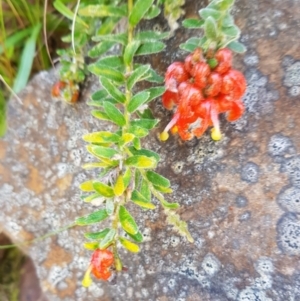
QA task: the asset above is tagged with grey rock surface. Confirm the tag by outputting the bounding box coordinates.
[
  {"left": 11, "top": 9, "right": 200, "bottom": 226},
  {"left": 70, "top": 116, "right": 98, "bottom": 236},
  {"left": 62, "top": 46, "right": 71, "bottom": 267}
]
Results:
[{"left": 1, "top": 0, "right": 300, "bottom": 300}]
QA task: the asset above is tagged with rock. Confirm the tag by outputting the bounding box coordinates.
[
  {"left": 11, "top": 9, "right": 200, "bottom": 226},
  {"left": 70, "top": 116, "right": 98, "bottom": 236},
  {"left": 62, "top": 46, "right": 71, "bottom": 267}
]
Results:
[{"left": 1, "top": 0, "right": 300, "bottom": 300}]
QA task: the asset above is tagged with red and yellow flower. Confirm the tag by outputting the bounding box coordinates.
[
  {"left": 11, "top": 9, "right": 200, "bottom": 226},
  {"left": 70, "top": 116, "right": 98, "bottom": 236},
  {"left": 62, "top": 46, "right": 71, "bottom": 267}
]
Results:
[{"left": 160, "top": 48, "right": 247, "bottom": 141}]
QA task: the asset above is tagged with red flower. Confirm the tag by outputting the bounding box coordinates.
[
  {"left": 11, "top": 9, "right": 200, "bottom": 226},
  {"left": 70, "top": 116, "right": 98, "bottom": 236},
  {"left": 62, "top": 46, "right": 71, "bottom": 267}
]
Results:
[
  {"left": 160, "top": 48, "right": 246, "bottom": 142},
  {"left": 165, "top": 62, "right": 189, "bottom": 92},
  {"left": 214, "top": 48, "right": 232, "bottom": 74},
  {"left": 90, "top": 249, "right": 114, "bottom": 281},
  {"left": 193, "top": 62, "right": 211, "bottom": 89},
  {"left": 221, "top": 69, "right": 246, "bottom": 99},
  {"left": 184, "top": 48, "right": 204, "bottom": 74},
  {"left": 205, "top": 72, "right": 222, "bottom": 97}
]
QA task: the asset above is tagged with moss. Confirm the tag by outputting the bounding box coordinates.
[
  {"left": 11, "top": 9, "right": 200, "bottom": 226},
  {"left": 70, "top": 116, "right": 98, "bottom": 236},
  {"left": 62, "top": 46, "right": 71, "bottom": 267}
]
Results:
[{"left": 0, "top": 235, "right": 25, "bottom": 301}]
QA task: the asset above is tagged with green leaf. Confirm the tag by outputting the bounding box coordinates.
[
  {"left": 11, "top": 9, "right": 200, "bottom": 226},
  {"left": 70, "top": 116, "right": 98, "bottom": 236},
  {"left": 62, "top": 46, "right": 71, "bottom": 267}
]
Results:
[
  {"left": 13, "top": 24, "right": 41, "bottom": 93},
  {"left": 222, "top": 12, "right": 234, "bottom": 27},
  {"left": 143, "top": 68, "right": 164, "bottom": 83},
  {"left": 80, "top": 193, "right": 102, "bottom": 203},
  {"left": 78, "top": 5, "right": 127, "bottom": 17},
  {"left": 99, "top": 229, "right": 116, "bottom": 249},
  {"left": 88, "top": 41, "right": 115, "bottom": 58},
  {"left": 79, "top": 180, "right": 95, "bottom": 192},
  {"left": 89, "top": 145, "right": 119, "bottom": 159},
  {"left": 84, "top": 228, "right": 110, "bottom": 240},
  {"left": 91, "top": 89, "right": 108, "bottom": 101},
  {"left": 120, "top": 133, "right": 135, "bottom": 146},
  {"left": 137, "top": 108, "right": 154, "bottom": 120},
  {"left": 136, "top": 41, "right": 165, "bottom": 55},
  {"left": 97, "top": 16, "right": 121, "bottom": 35},
  {"left": 204, "top": 17, "right": 218, "bottom": 40},
  {"left": 128, "top": 126, "right": 148, "bottom": 138},
  {"left": 222, "top": 25, "right": 240, "bottom": 37},
  {"left": 208, "top": 0, "right": 235, "bottom": 10},
  {"left": 131, "top": 190, "right": 155, "bottom": 209},
  {"left": 93, "top": 182, "right": 115, "bottom": 197},
  {"left": 82, "top": 162, "right": 109, "bottom": 169},
  {"left": 119, "top": 237, "right": 140, "bottom": 252},
  {"left": 76, "top": 209, "right": 108, "bottom": 226},
  {"left": 129, "top": 0, "right": 154, "bottom": 26},
  {"left": 182, "top": 18, "right": 205, "bottom": 28},
  {"left": 131, "top": 118, "right": 159, "bottom": 130},
  {"left": 127, "top": 65, "right": 151, "bottom": 90},
  {"left": 146, "top": 170, "right": 170, "bottom": 187},
  {"left": 92, "top": 33, "right": 128, "bottom": 45},
  {"left": 91, "top": 110, "right": 110, "bottom": 121},
  {"left": 123, "top": 168, "right": 132, "bottom": 189},
  {"left": 199, "top": 8, "right": 222, "bottom": 20},
  {"left": 153, "top": 185, "right": 173, "bottom": 193},
  {"left": 134, "top": 169, "right": 142, "bottom": 189},
  {"left": 161, "top": 199, "right": 179, "bottom": 209},
  {"left": 128, "top": 91, "right": 150, "bottom": 113},
  {"left": 145, "top": 87, "right": 165, "bottom": 102},
  {"left": 119, "top": 206, "right": 139, "bottom": 235},
  {"left": 54, "top": 0, "right": 88, "bottom": 28},
  {"left": 95, "top": 56, "right": 124, "bottom": 69},
  {"left": 100, "top": 77, "right": 126, "bottom": 103},
  {"left": 144, "top": 6, "right": 161, "bottom": 19},
  {"left": 88, "top": 64, "right": 124, "bottom": 84},
  {"left": 114, "top": 175, "right": 125, "bottom": 196},
  {"left": 106, "top": 199, "right": 114, "bottom": 215},
  {"left": 136, "top": 31, "right": 169, "bottom": 41},
  {"left": 133, "top": 137, "right": 141, "bottom": 149},
  {"left": 103, "top": 102, "right": 126, "bottom": 126},
  {"left": 179, "top": 37, "right": 202, "bottom": 52},
  {"left": 127, "top": 231, "right": 143, "bottom": 243},
  {"left": 125, "top": 155, "right": 157, "bottom": 169},
  {"left": 140, "top": 179, "right": 151, "bottom": 201},
  {"left": 83, "top": 131, "right": 120, "bottom": 143},
  {"left": 128, "top": 147, "right": 160, "bottom": 163},
  {"left": 83, "top": 242, "right": 99, "bottom": 250},
  {"left": 227, "top": 41, "right": 246, "bottom": 53},
  {"left": 124, "top": 40, "right": 141, "bottom": 66}
]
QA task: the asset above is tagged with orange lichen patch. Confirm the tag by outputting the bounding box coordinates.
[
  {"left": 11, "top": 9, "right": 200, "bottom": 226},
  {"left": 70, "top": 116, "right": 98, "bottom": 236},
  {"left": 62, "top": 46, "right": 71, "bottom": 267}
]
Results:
[
  {"left": 27, "top": 166, "right": 45, "bottom": 194},
  {"left": 44, "top": 246, "right": 72, "bottom": 268},
  {"left": 55, "top": 175, "right": 73, "bottom": 195},
  {"left": 57, "top": 278, "right": 77, "bottom": 298},
  {"left": 0, "top": 164, "right": 7, "bottom": 181},
  {"left": 19, "top": 229, "right": 34, "bottom": 242},
  {"left": 0, "top": 141, "right": 7, "bottom": 159}
]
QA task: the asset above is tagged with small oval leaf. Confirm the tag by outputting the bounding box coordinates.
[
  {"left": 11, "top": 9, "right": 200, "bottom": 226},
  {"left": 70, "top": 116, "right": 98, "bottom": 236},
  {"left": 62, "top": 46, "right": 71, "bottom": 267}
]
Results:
[
  {"left": 114, "top": 175, "right": 125, "bottom": 196},
  {"left": 103, "top": 101, "right": 126, "bottom": 126},
  {"left": 79, "top": 180, "right": 95, "bottom": 192},
  {"left": 128, "top": 91, "right": 150, "bottom": 113},
  {"left": 125, "top": 155, "right": 157, "bottom": 169},
  {"left": 129, "top": 0, "right": 154, "bottom": 26},
  {"left": 99, "top": 229, "right": 116, "bottom": 249},
  {"left": 93, "top": 182, "right": 115, "bottom": 197},
  {"left": 119, "top": 206, "right": 139, "bottom": 235},
  {"left": 146, "top": 170, "right": 170, "bottom": 188},
  {"left": 76, "top": 209, "right": 108, "bottom": 226},
  {"left": 119, "top": 237, "right": 140, "bottom": 253},
  {"left": 84, "top": 228, "right": 111, "bottom": 240}
]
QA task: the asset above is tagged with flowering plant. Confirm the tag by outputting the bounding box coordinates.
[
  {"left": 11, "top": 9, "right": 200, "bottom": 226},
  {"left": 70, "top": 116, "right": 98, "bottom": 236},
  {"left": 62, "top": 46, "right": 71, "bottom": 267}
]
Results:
[{"left": 34, "top": 0, "right": 246, "bottom": 287}]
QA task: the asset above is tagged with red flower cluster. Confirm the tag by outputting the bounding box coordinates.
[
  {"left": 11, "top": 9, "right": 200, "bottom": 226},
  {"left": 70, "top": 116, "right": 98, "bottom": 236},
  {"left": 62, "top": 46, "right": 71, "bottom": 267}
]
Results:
[
  {"left": 160, "top": 48, "right": 246, "bottom": 141},
  {"left": 51, "top": 80, "right": 79, "bottom": 103},
  {"left": 90, "top": 249, "right": 114, "bottom": 281}
]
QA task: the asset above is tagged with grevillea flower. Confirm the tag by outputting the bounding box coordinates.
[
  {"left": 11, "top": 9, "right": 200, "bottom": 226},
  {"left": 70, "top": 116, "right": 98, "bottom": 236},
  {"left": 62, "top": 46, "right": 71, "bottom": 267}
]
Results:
[
  {"left": 160, "top": 48, "right": 247, "bottom": 142},
  {"left": 82, "top": 249, "right": 114, "bottom": 287}
]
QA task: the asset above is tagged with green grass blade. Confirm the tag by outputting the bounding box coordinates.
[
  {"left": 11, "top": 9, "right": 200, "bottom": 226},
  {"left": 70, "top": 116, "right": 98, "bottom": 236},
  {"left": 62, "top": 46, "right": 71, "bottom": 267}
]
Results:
[
  {"left": 0, "top": 27, "right": 32, "bottom": 55},
  {"left": 0, "top": 92, "right": 6, "bottom": 137},
  {"left": 12, "top": 23, "right": 41, "bottom": 93}
]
